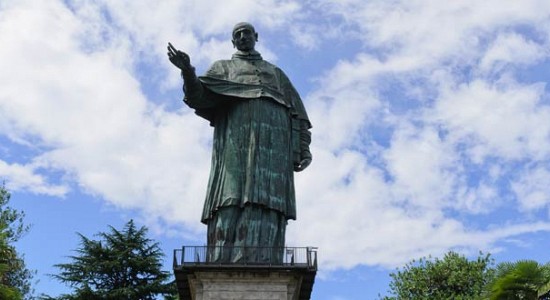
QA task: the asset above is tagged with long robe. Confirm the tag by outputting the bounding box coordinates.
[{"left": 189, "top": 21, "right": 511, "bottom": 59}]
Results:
[{"left": 183, "top": 50, "right": 311, "bottom": 262}]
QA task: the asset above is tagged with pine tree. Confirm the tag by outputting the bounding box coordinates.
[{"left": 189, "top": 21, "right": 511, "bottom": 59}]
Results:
[
  {"left": 0, "top": 184, "right": 33, "bottom": 299},
  {"left": 52, "top": 220, "right": 175, "bottom": 299},
  {"left": 0, "top": 223, "right": 22, "bottom": 300}
]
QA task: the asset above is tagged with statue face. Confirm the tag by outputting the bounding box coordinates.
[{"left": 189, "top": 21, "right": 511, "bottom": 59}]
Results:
[{"left": 232, "top": 27, "right": 258, "bottom": 51}]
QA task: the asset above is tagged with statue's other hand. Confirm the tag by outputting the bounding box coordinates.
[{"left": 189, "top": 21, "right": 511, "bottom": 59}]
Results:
[
  {"left": 294, "top": 157, "right": 311, "bottom": 172},
  {"left": 167, "top": 42, "right": 192, "bottom": 71}
]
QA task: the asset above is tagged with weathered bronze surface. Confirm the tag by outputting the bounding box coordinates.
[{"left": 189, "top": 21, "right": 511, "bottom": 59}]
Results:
[{"left": 168, "top": 22, "right": 312, "bottom": 263}]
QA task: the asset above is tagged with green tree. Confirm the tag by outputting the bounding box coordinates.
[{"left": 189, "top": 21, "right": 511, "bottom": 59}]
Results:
[
  {"left": 0, "top": 184, "right": 33, "bottom": 299},
  {"left": 381, "top": 251, "right": 494, "bottom": 300},
  {"left": 51, "top": 220, "right": 176, "bottom": 299},
  {"left": 485, "top": 260, "right": 550, "bottom": 300},
  {"left": 0, "top": 223, "right": 22, "bottom": 300}
]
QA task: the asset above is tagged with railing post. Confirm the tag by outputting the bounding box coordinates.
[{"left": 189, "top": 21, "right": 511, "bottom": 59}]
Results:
[
  {"left": 181, "top": 246, "right": 185, "bottom": 266},
  {"left": 314, "top": 251, "right": 318, "bottom": 269},
  {"left": 313, "top": 249, "right": 317, "bottom": 270}
]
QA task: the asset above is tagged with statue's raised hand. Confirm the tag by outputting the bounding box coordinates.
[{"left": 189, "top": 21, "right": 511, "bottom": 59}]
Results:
[{"left": 167, "top": 42, "right": 193, "bottom": 74}]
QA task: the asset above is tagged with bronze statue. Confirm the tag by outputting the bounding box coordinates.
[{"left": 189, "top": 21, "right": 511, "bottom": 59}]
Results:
[{"left": 168, "top": 22, "right": 312, "bottom": 263}]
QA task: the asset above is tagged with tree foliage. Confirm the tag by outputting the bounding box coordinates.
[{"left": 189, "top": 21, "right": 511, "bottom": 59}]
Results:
[
  {"left": 0, "top": 184, "right": 33, "bottom": 299},
  {"left": 51, "top": 220, "right": 175, "bottom": 300},
  {"left": 485, "top": 260, "right": 550, "bottom": 300},
  {"left": 381, "top": 251, "right": 494, "bottom": 300},
  {"left": 0, "top": 223, "right": 22, "bottom": 300}
]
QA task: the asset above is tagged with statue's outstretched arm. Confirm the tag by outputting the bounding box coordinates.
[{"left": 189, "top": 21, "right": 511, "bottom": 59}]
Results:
[{"left": 168, "top": 42, "right": 214, "bottom": 108}]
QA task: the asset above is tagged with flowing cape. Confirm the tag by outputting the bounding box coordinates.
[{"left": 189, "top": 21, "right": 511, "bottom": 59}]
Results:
[{"left": 195, "top": 58, "right": 311, "bottom": 128}]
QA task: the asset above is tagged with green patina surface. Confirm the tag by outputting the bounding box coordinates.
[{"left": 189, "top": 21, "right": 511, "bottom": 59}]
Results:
[{"left": 168, "top": 23, "right": 312, "bottom": 263}]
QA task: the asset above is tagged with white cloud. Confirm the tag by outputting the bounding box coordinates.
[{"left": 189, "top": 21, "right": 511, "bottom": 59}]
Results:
[
  {"left": 432, "top": 79, "right": 550, "bottom": 162},
  {"left": 0, "top": 0, "right": 212, "bottom": 234},
  {"left": 0, "top": 160, "right": 68, "bottom": 196},
  {"left": 320, "top": 0, "right": 550, "bottom": 65},
  {"left": 285, "top": 0, "right": 550, "bottom": 269},
  {"left": 512, "top": 166, "right": 550, "bottom": 212},
  {"left": 82, "top": 0, "right": 305, "bottom": 73},
  {"left": 480, "top": 32, "right": 547, "bottom": 73},
  {"left": 290, "top": 24, "right": 321, "bottom": 51},
  {"left": 454, "top": 183, "right": 499, "bottom": 215},
  {"left": 3, "top": 0, "right": 550, "bottom": 272},
  {"left": 383, "top": 123, "right": 458, "bottom": 210}
]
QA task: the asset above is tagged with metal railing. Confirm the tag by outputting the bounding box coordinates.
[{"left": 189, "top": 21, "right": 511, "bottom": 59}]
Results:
[{"left": 173, "top": 246, "right": 317, "bottom": 270}]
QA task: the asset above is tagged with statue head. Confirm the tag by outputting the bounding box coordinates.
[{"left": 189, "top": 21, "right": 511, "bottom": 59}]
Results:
[{"left": 232, "top": 22, "right": 258, "bottom": 51}]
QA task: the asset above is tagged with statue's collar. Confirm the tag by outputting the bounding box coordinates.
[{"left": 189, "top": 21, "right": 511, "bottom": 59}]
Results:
[{"left": 232, "top": 50, "right": 263, "bottom": 60}]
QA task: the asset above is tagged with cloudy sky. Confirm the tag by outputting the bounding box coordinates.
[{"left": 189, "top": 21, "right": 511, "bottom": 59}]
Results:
[{"left": 2, "top": 0, "right": 550, "bottom": 299}]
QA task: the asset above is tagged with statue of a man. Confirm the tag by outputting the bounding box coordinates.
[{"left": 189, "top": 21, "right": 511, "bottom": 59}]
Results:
[{"left": 168, "top": 22, "right": 312, "bottom": 263}]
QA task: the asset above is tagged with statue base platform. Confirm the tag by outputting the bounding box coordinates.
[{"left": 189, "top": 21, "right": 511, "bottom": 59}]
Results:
[{"left": 173, "top": 246, "right": 317, "bottom": 300}]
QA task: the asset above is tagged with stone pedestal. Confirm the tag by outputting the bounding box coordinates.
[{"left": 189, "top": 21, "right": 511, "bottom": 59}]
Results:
[
  {"left": 174, "top": 266, "right": 316, "bottom": 300},
  {"left": 188, "top": 270, "right": 302, "bottom": 300},
  {"left": 173, "top": 247, "right": 317, "bottom": 299}
]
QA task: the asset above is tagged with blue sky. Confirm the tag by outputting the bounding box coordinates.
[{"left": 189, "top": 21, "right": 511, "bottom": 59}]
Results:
[{"left": 2, "top": 0, "right": 550, "bottom": 299}]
